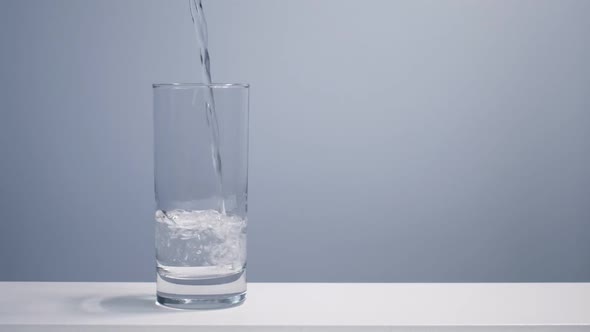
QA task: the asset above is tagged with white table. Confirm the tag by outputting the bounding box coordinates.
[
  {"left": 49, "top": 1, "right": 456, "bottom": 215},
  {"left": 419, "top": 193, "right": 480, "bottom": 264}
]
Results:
[{"left": 1, "top": 282, "right": 589, "bottom": 331}]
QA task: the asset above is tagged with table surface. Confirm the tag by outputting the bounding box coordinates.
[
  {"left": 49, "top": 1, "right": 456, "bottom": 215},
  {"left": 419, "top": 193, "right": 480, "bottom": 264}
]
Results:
[{"left": 1, "top": 282, "right": 590, "bottom": 331}]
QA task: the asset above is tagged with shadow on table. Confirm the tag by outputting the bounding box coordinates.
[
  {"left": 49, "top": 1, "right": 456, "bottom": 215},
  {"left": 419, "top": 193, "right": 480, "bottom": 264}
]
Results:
[
  {"left": 67, "top": 291, "right": 242, "bottom": 315},
  {"left": 100, "top": 295, "right": 161, "bottom": 313},
  {"left": 67, "top": 294, "right": 173, "bottom": 315}
]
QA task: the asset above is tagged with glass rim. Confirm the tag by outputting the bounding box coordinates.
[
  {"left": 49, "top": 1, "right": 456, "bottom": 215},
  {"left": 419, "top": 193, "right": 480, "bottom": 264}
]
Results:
[{"left": 153, "top": 83, "right": 249, "bottom": 89}]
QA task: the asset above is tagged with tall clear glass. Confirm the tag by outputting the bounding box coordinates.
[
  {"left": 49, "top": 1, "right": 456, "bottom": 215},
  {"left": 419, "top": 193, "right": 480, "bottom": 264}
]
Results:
[{"left": 153, "top": 83, "right": 249, "bottom": 309}]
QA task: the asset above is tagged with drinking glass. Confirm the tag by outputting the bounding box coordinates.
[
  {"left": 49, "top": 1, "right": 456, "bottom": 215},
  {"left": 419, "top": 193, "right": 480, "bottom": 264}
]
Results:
[{"left": 153, "top": 83, "right": 249, "bottom": 309}]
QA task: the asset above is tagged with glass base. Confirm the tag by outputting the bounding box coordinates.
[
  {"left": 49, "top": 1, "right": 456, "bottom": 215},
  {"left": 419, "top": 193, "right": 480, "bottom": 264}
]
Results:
[
  {"left": 156, "top": 267, "right": 246, "bottom": 310},
  {"left": 156, "top": 292, "right": 246, "bottom": 310}
]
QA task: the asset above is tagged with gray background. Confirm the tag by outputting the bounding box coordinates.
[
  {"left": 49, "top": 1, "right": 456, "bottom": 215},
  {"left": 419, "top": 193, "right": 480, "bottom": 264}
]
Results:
[{"left": 1, "top": 0, "right": 589, "bottom": 282}]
